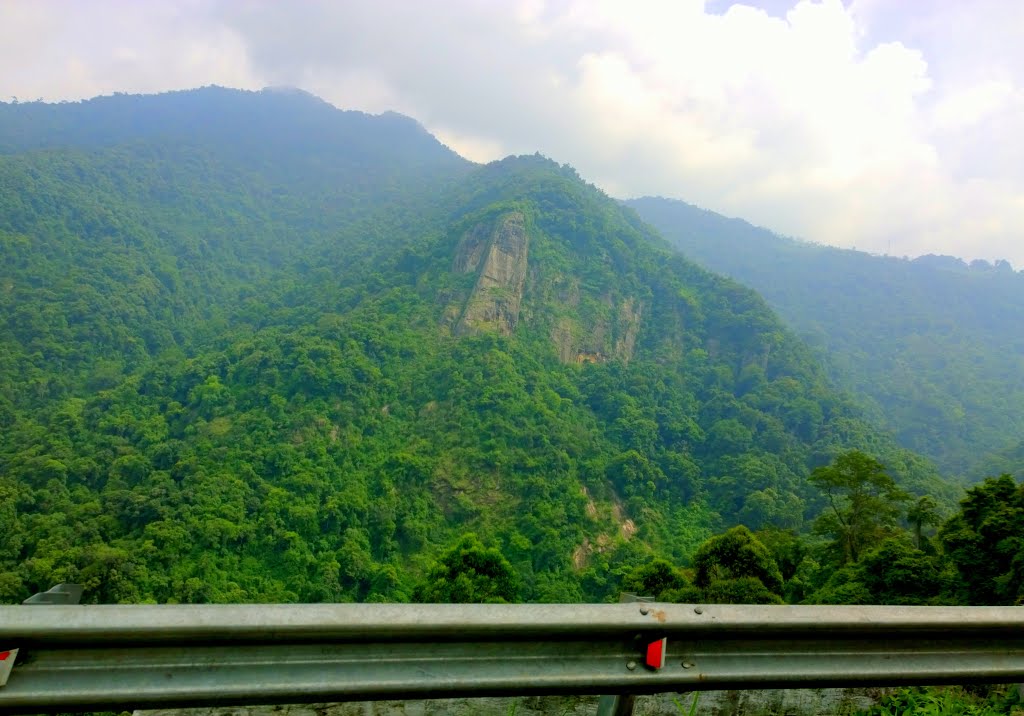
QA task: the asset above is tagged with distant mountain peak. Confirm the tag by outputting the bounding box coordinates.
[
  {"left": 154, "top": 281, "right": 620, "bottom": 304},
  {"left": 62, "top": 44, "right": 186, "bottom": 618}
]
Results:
[
  {"left": 261, "top": 84, "right": 318, "bottom": 97},
  {"left": 0, "top": 86, "right": 471, "bottom": 169}
]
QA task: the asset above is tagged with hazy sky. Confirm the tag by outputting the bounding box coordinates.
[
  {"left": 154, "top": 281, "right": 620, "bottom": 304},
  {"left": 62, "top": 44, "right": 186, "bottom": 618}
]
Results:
[{"left": 2, "top": 0, "right": 1023, "bottom": 265}]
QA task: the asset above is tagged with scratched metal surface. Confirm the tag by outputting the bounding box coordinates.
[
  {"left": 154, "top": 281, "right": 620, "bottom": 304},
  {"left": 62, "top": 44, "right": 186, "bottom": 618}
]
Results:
[{"left": 1, "top": 603, "right": 1022, "bottom": 713}]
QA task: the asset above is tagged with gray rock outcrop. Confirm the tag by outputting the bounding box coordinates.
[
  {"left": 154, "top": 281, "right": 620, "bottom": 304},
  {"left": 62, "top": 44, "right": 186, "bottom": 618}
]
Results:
[{"left": 454, "top": 212, "right": 529, "bottom": 336}]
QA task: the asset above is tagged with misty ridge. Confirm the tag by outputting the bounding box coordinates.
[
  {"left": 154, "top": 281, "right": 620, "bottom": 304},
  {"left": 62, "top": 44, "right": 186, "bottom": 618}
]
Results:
[{"left": 627, "top": 196, "right": 1024, "bottom": 478}]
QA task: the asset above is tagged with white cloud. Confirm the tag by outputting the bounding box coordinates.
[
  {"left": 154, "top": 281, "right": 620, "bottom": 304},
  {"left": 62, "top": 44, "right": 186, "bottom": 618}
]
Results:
[
  {"left": 430, "top": 127, "right": 508, "bottom": 165},
  {"left": 0, "top": 0, "right": 262, "bottom": 101},
  {"left": 932, "top": 80, "right": 1016, "bottom": 131},
  {"left": 1, "top": 0, "right": 1022, "bottom": 265}
]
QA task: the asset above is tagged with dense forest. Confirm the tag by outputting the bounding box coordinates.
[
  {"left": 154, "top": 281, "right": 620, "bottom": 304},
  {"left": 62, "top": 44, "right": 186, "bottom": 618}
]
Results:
[
  {"left": 3, "top": 86, "right": 1023, "bottom": 715},
  {"left": 628, "top": 197, "right": 1024, "bottom": 479},
  {"left": 0, "top": 88, "right": 966, "bottom": 608}
]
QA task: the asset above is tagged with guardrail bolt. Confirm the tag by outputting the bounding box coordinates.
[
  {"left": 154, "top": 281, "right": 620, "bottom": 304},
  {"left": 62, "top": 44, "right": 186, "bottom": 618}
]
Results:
[
  {"left": 694, "top": 607, "right": 704, "bottom": 614},
  {"left": 682, "top": 660, "right": 695, "bottom": 669},
  {"left": 626, "top": 660, "right": 638, "bottom": 671},
  {"left": 639, "top": 607, "right": 650, "bottom": 615}
]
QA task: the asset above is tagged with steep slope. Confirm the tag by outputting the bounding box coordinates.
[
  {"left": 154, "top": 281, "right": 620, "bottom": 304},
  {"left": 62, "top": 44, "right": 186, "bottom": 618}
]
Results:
[
  {"left": 0, "top": 91, "right": 953, "bottom": 606},
  {"left": 0, "top": 87, "right": 472, "bottom": 410},
  {"left": 971, "top": 439, "right": 1024, "bottom": 482},
  {"left": 628, "top": 197, "right": 1024, "bottom": 478}
]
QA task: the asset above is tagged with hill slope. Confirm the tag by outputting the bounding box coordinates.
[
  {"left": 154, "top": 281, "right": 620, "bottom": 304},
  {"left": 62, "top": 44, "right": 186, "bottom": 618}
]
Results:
[
  {"left": 0, "top": 90, "right": 953, "bottom": 605},
  {"left": 0, "top": 87, "right": 472, "bottom": 406},
  {"left": 628, "top": 197, "right": 1024, "bottom": 478}
]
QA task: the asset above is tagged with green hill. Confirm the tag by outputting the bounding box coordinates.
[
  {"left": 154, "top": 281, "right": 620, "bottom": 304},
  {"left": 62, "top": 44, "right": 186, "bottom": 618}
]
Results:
[
  {"left": 628, "top": 197, "right": 1024, "bottom": 478},
  {"left": 0, "top": 89, "right": 953, "bottom": 605},
  {"left": 971, "top": 439, "right": 1024, "bottom": 482}
]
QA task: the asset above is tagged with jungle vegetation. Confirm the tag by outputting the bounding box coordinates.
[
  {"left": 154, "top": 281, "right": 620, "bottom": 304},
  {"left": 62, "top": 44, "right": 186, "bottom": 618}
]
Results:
[{"left": 0, "top": 89, "right": 1012, "bottom": 614}]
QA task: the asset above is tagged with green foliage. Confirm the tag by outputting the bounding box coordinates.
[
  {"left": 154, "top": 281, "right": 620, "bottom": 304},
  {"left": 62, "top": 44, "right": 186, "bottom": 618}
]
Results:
[
  {"left": 620, "top": 558, "right": 690, "bottom": 600},
  {"left": 856, "top": 685, "right": 1021, "bottom": 716},
  {"left": 701, "top": 575, "right": 784, "bottom": 605},
  {"left": 940, "top": 475, "right": 1024, "bottom": 605},
  {"left": 630, "top": 197, "right": 1024, "bottom": 479},
  {"left": 798, "top": 459, "right": 1024, "bottom": 609},
  {"left": 810, "top": 451, "right": 910, "bottom": 564},
  {"left": 4, "top": 88, "right": 1022, "bottom": 716},
  {"left": 753, "top": 528, "right": 805, "bottom": 582},
  {"left": 691, "top": 525, "right": 784, "bottom": 603},
  {"left": 972, "top": 439, "right": 1024, "bottom": 484},
  {"left": 693, "top": 525, "right": 783, "bottom": 592},
  {"left": 414, "top": 534, "right": 520, "bottom": 604},
  {"left": 672, "top": 692, "right": 701, "bottom": 716},
  {"left": 806, "top": 564, "right": 874, "bottom": 605},
  {"left": 800, "top": 453, "right": 954, "bottom": 605},
  {"left": 907, "top": 495, "right": 943, "bottom": 549},
  {"left": 806, "top": 536, "right": 942, "bottom": 606},
  {"left": 855, "top": 538, "right": 944, "bottom": 605},
  {"left": 0, "top": 89, "right": 959, "bottom": 607}
]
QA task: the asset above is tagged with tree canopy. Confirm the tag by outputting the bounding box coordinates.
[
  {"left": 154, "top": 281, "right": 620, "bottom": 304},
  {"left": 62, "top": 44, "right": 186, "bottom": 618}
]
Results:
[
  {"left": 631, "top": 196, "right": 1024, "bottom": 480},
  {"left": 809, "top": 451, "right": 910, "bottom": 564},
  {"left": 414, "top": 534, "right": 520, "bottom": 604},
  {"left": 0, "top": 90, "right": 962, "bottom": 606}
]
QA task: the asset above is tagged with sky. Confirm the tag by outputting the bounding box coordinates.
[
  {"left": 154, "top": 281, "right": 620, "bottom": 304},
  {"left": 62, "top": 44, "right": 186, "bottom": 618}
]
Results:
[{"left": 2, "top": 0, "right": 1023, "bottom": 265}]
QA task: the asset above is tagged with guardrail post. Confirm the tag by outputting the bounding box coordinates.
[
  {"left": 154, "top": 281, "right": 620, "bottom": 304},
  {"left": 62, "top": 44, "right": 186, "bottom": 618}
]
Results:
[
  {"left": 595, "top": 593, "right": 652, "bottom": 716},
  {"left": 596, "top": 694, "right": 636, "bottom": 716}
]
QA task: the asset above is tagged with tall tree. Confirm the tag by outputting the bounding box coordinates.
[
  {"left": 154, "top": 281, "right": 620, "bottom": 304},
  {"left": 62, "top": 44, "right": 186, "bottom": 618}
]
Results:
[
  {"left": 692, "top": 525, "right": 784, "bottom": 603},
  {"left": 940, "top": 475, "right": 1024, "bottom": 605},
  {"left": 857, "top": 538, "right": 942, "bottom": 605},
  {"left": 414, "top": 534, "right": 521, "bottom": 604},
  {"left": 810, "top": 451, "right": 910, "bottom": 564},
  {"left": 620, "top": 558, "right": 691, "bottom": 601},
  {"left": 906, "top": 495, "right": 941, "bottom": 549}
]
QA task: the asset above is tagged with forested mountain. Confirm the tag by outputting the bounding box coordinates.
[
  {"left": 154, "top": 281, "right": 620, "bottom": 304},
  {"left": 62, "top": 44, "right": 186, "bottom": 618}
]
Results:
[
  {"left": 628, "top": 197, "right": 1024, "bottom": 478},
  {"left": 0, "top": 88, "right": 954, "bottom": 606},
  {"left": 972, "top": 439, "right": 1024, "bottom": 483},
  {"left": 0, "top": 86, "right": 472, "bottom": 405}
]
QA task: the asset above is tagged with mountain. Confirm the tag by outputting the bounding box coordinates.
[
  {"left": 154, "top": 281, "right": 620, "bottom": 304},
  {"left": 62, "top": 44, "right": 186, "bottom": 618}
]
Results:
[
  {"left": 628, "top": 197, "right": 1024, "bottom": 478},
  {"left": 971, "top": 439, "right": 1024, "bottom": 483},
  {"left": 0, "top": 87, "right": 472, "bottom": 403},
  {"left": 0, "top": 88, "right": 953, "bottom": 606}
]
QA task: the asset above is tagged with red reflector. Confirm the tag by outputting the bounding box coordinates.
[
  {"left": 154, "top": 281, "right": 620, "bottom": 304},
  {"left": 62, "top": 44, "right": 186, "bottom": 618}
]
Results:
[
  {"left": 645, "top": 637, "right": 667, "bottom": 669},
  {"left": 0, "top": 652, "right": 9, "bottom": 661}
]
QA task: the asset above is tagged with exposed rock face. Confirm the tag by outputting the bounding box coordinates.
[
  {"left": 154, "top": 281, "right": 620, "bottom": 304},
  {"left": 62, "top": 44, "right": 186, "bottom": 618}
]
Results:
[
  {"left": 551, "top": 318, "right": 575, "bottom": 363},
  {"left": 547, "top": 294, "right": 643, "bottom": 366},
  {"left": 449, "top": 213, "right": 644, "bottom": 362},
  {"left": 613, "top": 297, "right": 642, "bottom": 363},
  {"left": 452, "top": 223, "right": 490, "bottom": 274},
  {"left": 453, "top": 213, "right": 529, "bottom": 335}
]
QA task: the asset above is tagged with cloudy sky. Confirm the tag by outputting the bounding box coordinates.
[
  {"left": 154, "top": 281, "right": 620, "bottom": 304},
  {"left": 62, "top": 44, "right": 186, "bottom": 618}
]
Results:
[{"left": 3, "top": 0, "right": 1023, "bottom": 265}]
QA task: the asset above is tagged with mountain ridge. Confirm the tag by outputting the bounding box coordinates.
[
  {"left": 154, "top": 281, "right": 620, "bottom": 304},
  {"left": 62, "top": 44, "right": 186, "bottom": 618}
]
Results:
[
  {"left": 629, "top": 195, "right": 1024, "bottom": 477},
  {"left": 627, "top": 195, "right": 1019, "bottom": 273},
  {"left": 0, "top": 86, "right": 461, "bottom": 162},
  {"left": 0, "top": 88, "right": 956, "bottom": 606}
]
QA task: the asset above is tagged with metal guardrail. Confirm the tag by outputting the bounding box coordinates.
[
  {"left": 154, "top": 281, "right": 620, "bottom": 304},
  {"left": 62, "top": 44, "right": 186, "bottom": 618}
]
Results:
[{"left": 2, "top": 600, "right": 1024, "bottom": 714}]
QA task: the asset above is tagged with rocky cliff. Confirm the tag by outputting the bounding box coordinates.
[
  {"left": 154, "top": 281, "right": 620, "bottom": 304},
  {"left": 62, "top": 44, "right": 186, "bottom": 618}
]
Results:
[{"left": 453, "top": 212, "right": 529, "bottom": 335}]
